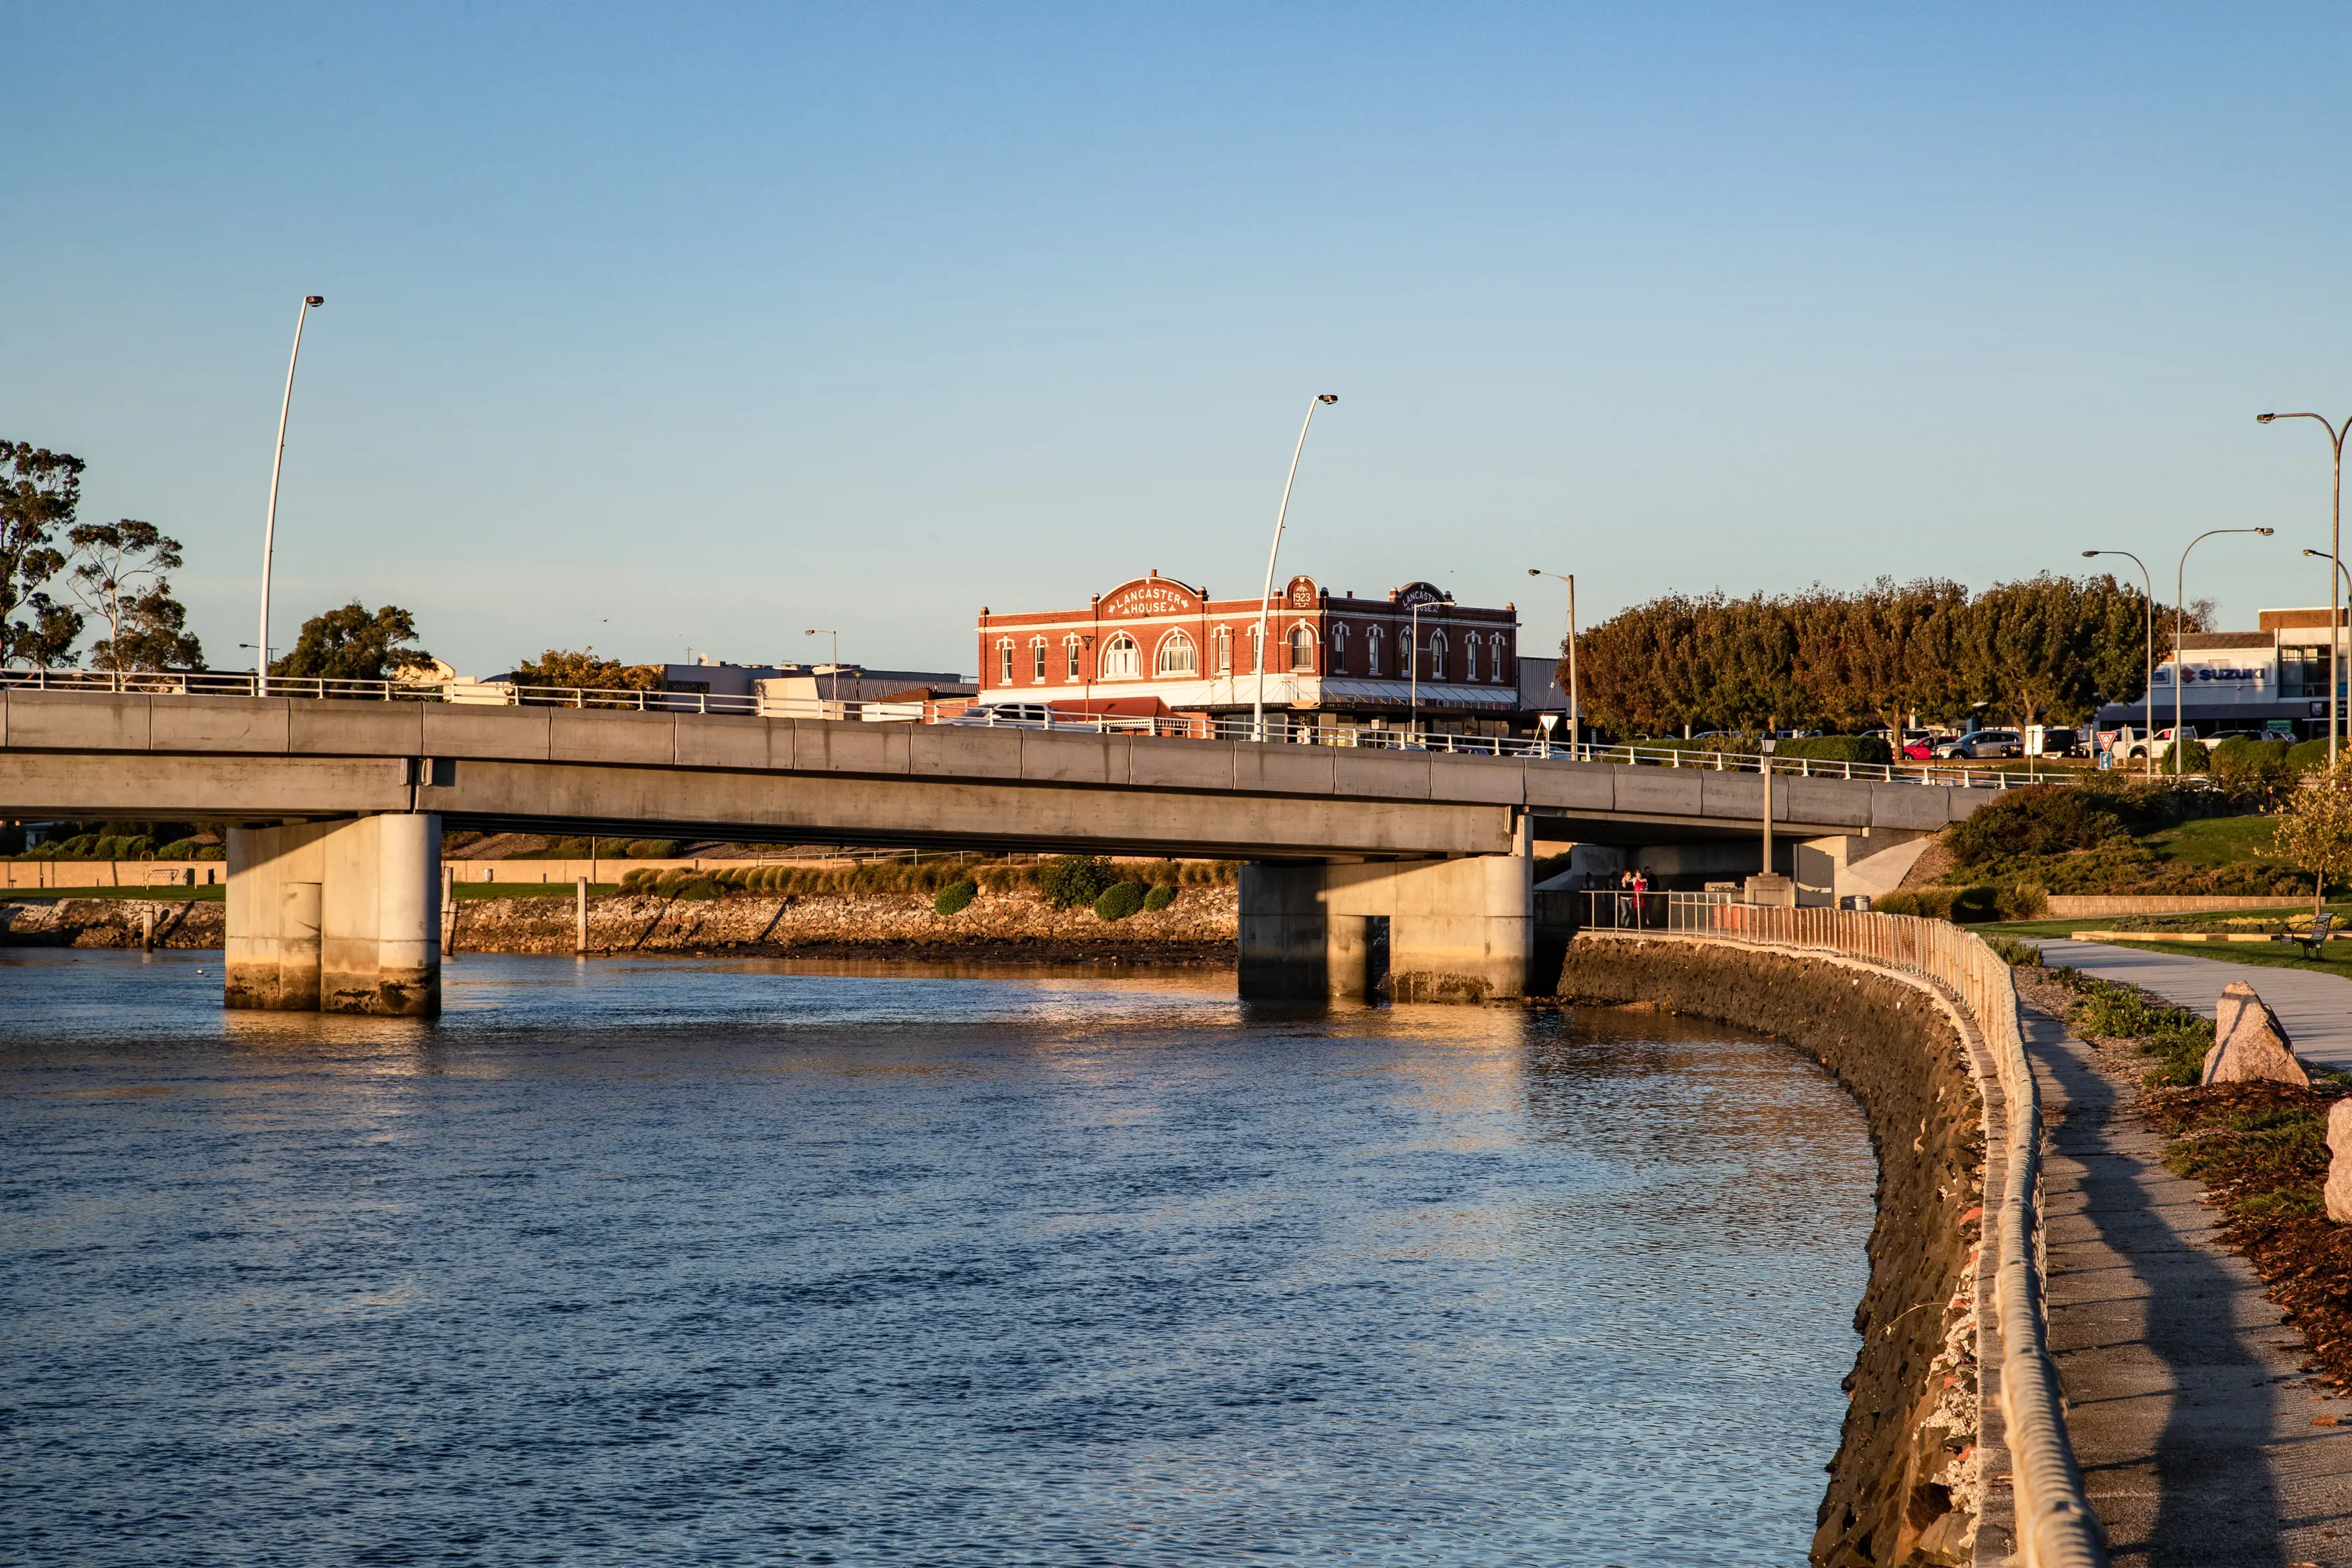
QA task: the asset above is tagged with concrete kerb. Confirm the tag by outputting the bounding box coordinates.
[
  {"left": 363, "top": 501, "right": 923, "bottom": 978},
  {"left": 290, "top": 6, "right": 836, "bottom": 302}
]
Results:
[{"left": 1592, "top": 928, "right": 2104, "bottom": 1568}]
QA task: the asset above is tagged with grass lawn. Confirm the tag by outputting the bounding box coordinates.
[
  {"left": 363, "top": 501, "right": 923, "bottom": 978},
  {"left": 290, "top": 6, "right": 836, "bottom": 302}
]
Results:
[
  {"left": 3, "top": 885, "right": 224, "bottom": 902},
  {"left": 1981, "top": 904, "right": 2352, "bottom": 978},
  {"left": 455, "top": 882, "right": 622, "bottom": 899},
  {"left": 2139, "top": 813, "right": 2279, "bottom": 867}
]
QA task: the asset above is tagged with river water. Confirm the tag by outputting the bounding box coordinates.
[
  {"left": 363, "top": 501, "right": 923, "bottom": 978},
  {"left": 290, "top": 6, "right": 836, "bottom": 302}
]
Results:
[{"left": 0, "top": 950, "right": 1876, "bottom": 1567}]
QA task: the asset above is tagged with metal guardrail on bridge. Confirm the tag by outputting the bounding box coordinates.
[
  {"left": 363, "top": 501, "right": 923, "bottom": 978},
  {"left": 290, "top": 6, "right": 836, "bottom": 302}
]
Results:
[
  {"left": 0, "top": 665, "right": 2073, "bottom": 788},
  {"left": 1585, "top": 901, "right": 2106, "bottom": 1567}
]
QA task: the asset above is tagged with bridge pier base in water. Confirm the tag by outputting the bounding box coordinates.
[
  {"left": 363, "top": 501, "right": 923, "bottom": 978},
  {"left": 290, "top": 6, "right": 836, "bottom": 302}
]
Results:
[
  {"left": 1238, "top": 820, "right": 1532, "bottom": 1003},
  {"left": 225, "top": 815, "right": 442, "bottom": 1017}
]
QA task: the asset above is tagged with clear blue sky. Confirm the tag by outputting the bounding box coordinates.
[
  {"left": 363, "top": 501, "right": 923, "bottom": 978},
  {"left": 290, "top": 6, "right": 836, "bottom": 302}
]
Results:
[{"left": 8, "top": 4, "right": 2352, "bottom": 678}]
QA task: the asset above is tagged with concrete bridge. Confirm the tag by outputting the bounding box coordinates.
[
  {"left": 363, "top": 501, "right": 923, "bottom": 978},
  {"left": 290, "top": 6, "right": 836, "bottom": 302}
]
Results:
[{"left": 0, "top": 688, "right": 1995, "bottom": 1013}]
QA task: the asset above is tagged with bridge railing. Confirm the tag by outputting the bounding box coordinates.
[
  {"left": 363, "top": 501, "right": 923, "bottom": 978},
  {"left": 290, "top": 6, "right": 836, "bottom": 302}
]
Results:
[
  {"left": 1671, "top": 904, "right": 2107, "bottom": 1568},
  {"left": 0, "top": 664, "right": 2079, "bottom": 787}
]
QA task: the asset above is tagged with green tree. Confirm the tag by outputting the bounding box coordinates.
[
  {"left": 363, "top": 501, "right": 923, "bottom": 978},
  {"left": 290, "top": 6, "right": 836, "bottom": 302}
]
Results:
[
  {"left": 0, "top": 441, "right": 86, "bottom": 666},
  {"left": 511, "top": 648, "right": 664, "bottom": 691},
  {"left": 65, "top": 520, "right": 203, "bottom": 672},
  {"left": 273, "top": 602, "right": 434, "bottom": 682},
  {"left": 2272, "top": 757, "right": 2352, "bottom": 923}
]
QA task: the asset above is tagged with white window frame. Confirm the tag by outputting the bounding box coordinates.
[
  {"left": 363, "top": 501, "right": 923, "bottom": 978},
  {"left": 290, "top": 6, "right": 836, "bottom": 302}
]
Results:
[
  {"left": 1330, "top": 621, "right": 1349, "bottom": 674},
  {"left": 1029, "top": 637, "right": 1048, "bottom": 683},
  {"left": 1065, "top": 635, "right": 1083, "bottom": 681},
  {"left": 1155, "top": 630, "right": 1197, "bottom": 677},
  {"left": 1366, "top": 625, "right": 1384, "bottom": 676},
  {"left": 1287, "top": 621, "right": 1315, "bottom": 673},
  {"left": 996, "top": 638, "right": 1014, "bottom": 686},
  {"left": 1102, "top": 633, "right": 1140, "bottom": 680},
  {"left": 1429, "top": 630, "right": 1447, "bottom": 681},
  {"left": 1213, "top": 626, "right": 1232, "bottom": 675}
]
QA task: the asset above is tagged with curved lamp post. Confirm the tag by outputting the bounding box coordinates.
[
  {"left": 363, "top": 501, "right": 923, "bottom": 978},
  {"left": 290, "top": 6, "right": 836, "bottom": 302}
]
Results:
[
  {"left": 2081, "top": 549, "right": 2154, "bottom": 778},
  {"left": 805, "top": 628, "right": 840, "bottom": 708},
  {"left": 257, "top": 294, "right": 325, "bottom": 694},
  {"left": 2258, "top": 412, "right": 2349, "bottom": 765},
  {"left": 2170, "top": 527, "right": 2274, "bottom": 775},
  {"left": 1528, "top": 568, "right": 1578, "bottom": 757},
  {"left": 1252, "top": 394, "right": 1337, "bottom": 742}
]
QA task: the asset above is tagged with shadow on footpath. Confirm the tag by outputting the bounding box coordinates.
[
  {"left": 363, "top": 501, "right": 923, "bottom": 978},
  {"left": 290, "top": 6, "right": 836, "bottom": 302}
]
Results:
[{"left": 2026, "top": 1009, "right": 2286, "bottom": 1568}]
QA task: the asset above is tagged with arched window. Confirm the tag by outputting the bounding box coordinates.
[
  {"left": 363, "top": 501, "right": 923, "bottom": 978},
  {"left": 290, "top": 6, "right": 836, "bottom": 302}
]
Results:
[
  {"left": 996, "top": 639, "right": 1014, "bottom": 686},
  {"left": 1030, "top": 637, "right": 1048, "bottom": 683},
  {"left": 1465, "top": 635, "right": 1481, "bottom": 683},
  {"left": 1330, "top": 622, "right": 1349, "bottom": 674},
  {"left": 1366, "top": 625, "right": 1384, "bottom": 676},
  {"left": 1156, "top": 630, "right": 1196, "bottom": 676},
  {"left": 1213, "top": 626, "right": 1232, "bottom": 675},
  {"left": 1102, "top": 634, "right": 1140, "bottom": 679},
  {"left": 1491, "top": 633, "right": 1508, "bottom": 682},
  {"left": 1289, "top": 623, "right": 1315, "bottom": 672},
  {"left": 1428, "top": 631, "right": 1447, "bottom": 681},
  {"left": 1250, "top": 624, "right": 1263, "bottom": 674},
  {"left": 1065, "top": 635, "right": 1083, "bottom": 681}
]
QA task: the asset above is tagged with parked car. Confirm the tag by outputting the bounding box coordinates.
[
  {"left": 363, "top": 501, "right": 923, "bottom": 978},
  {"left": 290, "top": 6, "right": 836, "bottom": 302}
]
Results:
[
  {"left": 2028, "top": 725, "right": 2085, "bottom": 758},
  {"left": 949, "top": 702, "right": 1056, "bottom": 729},
  {"left": 2124, "top": 725, "right": 2197, "bottom": 762},
  {"left": 1936, "top": 729, "right": 2022, "bottom": 760}
]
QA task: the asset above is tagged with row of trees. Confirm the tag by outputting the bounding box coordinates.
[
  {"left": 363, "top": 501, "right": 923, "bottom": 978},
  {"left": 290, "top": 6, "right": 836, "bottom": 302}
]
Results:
[
  {"left": 4, "top": 437, "right": 436, "bottom": 680},
  {"left": 2, "top": 441, "right": 201, "bottom": 670},
  {"left": 1566, "top": 575, "right": 2201, "bottom": 736}
]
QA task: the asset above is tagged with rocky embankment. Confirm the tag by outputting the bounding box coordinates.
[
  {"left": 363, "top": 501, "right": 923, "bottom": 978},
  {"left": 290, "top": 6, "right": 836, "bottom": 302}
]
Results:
[
  {"left": 0, "top": 898, "right": 224, "bottom": 948},
  {"left": 1558, "top": 935, "right": 1986, "bottom": 1568},
  {"left": 0, "top": 888, "right": 1241, "bottom": 962},
  {"left": 460, "top": 886, "right": 1239, "bottom": 961}
]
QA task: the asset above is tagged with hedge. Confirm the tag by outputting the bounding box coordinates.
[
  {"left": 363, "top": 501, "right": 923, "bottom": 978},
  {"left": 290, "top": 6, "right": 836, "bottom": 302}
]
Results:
[{"left": 1094, "top": 881, "right": 1148, "bottom": 921}]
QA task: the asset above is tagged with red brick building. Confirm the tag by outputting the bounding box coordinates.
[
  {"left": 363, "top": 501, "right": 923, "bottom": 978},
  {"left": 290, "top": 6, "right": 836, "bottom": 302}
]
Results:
[{"left": 974, "top": 570, "right": 1522, "bottom": 734}]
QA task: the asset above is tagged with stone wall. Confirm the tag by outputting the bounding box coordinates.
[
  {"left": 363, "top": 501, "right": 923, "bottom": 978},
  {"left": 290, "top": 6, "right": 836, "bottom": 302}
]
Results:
[
  {"left": 463, "top": 886, "right": 1241, "bottom": 958},
  {"left": 0, "top": 898, "right": 224, "bottom": 948},
  {"left": 0, "top": 887, "right": 1241, "bottom": 959},
  {"left": 1558, "top": 935, "right": 1985, "bottom": 1568}
]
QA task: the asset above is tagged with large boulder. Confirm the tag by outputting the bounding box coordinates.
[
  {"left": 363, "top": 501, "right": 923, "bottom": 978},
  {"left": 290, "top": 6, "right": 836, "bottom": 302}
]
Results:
[
  {"left": 2199, "top": 981, "right": 2310, "bottom": 1088},
  {"left": 2328, "top": 1102, "right": 2352, "bottom": 1225}
]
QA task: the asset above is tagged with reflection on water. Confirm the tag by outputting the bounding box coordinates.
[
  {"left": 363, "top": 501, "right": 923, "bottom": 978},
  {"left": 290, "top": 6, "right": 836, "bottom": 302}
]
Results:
[{"left": 0, "top": 950, "right": 1873, "bottom": 1566}]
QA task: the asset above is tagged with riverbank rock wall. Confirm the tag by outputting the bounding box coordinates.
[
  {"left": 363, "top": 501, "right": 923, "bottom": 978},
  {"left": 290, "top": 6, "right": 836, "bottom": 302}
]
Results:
[
  {"left": 470, "top": 886, "right": 1243, "bottom": 959},
  {"left": 1558, "top": 935, "right": 1985, "bottom": 1568},
  {"left": 0, "top": 888, "right": 1242, "bottom": 959},
  {"left": 0, "top": 898, "right": 224, "bottom": 948}
]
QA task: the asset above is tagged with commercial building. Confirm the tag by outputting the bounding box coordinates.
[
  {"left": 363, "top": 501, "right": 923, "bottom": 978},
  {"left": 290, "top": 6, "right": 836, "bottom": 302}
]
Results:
[
  {"left": 2094, "top": 606, "right": 2347, "bottom": 737},
  {"left": 974, "top": 570, "right": 1525, "bottom": 735}
]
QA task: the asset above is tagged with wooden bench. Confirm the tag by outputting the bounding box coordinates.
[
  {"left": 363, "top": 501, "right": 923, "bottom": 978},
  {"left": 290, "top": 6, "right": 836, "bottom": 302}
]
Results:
[{"left": 2272, "top": 911, "right": 2336, "bottom": 957}]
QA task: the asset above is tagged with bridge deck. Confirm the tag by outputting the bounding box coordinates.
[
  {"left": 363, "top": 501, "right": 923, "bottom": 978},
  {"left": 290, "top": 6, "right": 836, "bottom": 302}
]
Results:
[{"left": 0, "top": 690, "right": 1993, "bottom": 858}]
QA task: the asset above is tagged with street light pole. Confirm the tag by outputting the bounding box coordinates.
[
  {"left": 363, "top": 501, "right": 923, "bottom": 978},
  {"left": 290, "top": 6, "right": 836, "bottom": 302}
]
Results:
[
  {"left": 1252, "top": 394, "right": 1338, "bottom": 743},
  {"left": 1529, "top": 569, "right": 1579, "bottom": 757},
  {"left": 2170, "top": 527, "right": 2274, "bottom": 776},
  {"left": 2080, "top": 549, "right": 2154, "bottom": 779},
  {"left": 805, "top": 628, "right": 840, "bottom": 710},
  {"left": 257, "top": 294, "right": 325, "bottom": 695},
  {"left": 2258, "top": 412, "right": 2349, "bottom": 765}
]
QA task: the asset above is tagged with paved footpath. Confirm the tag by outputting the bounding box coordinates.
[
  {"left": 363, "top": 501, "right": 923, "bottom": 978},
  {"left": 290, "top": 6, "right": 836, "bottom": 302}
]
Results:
[
  {"left": 2037, "top": 938, "right": 2352, "bottom": 1074},
  {"left": 2017, "top": 946, "right": 2352, "bottom": 1565}
]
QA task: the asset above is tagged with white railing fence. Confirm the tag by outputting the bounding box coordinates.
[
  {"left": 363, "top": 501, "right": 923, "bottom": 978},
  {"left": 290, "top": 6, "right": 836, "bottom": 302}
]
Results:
[
  {"left": 0, "top": 666, "right": 2077, "bottom": 789},
  {"left": 1659, "top": 904, "right": 2106, "bottom": 1568}
]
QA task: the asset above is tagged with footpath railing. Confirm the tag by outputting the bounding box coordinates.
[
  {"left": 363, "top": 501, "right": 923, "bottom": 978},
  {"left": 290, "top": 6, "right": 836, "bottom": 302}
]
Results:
[
  {"left": 0, "top": 666, "right": 2072, "bottom": 789},
  {"left": 1670, "top": 904, "right": 2106, "bottom": 1567}
]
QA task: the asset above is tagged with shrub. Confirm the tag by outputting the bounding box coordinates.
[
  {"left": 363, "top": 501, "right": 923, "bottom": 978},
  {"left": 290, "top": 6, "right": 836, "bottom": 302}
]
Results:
[
  {"left": 1039, "top": 854, "right": 1118, "bottom": 910},
  {"left": 1143, "top": 883, "right": 1178, "bottom": 912},
  {"left": 2070, "top": 978, "right": 2214, "bottom": 1085},
  {"left": 2173, "top": 740, "right": 2210, "bottom": 773},
  {"left": 1774, "top": 735, "right": 1893, "bottom": 767},
  {"left": 1948, "top": 885, "right": 2002, "bottom": 923},
  {"left": 934, "top": 878, "right": 978, "bottom": 916},
  {"left": 2291, "top": 738, "right": 2333, "bottom": 773},
  {"left": 1984, "top": 933, "right": 2044, "bottom": 967},
  {"left": 157, "top": 838, "right": 205, "bottom": 860},
  {"left": 626, "top": 839, "right": 685, "bottom": 859},
  {"left": 1997, "top": 882, "right": 2048, "bottom": 920},
  {"left": 1094, "top": 881, "right": 1148, "bottom": 921},
  {"left": 1947, "top": 784, "right": 2129, "bottom": 866}
]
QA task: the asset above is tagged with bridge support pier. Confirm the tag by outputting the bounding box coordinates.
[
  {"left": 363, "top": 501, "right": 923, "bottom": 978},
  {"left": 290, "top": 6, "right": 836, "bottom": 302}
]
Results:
[
  {"left": 225, "top": 815, "right": 441, "bottom": 1017},
  {"left": 1239, "top": 820, "right": 1532, "bottom": 1003}
]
